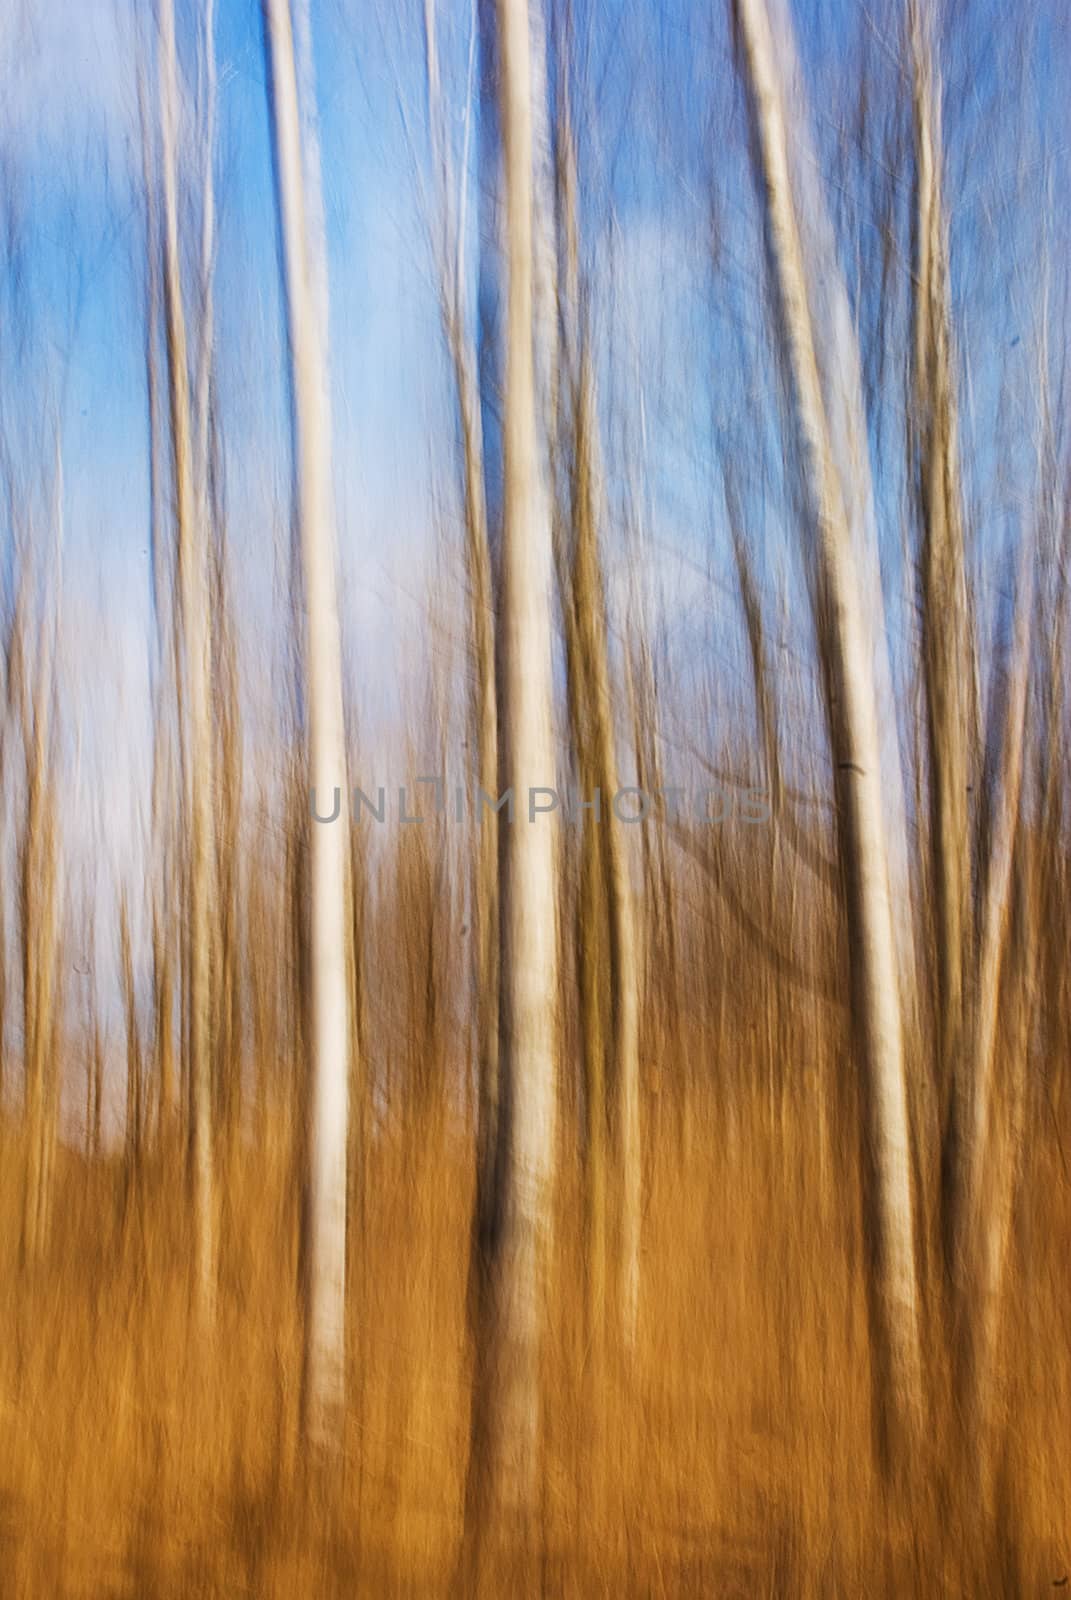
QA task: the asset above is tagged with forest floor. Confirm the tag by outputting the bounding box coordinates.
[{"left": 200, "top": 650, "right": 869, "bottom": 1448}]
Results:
[{"left": 1, "top": 1080, "right": 1068, "bottom": 1596}]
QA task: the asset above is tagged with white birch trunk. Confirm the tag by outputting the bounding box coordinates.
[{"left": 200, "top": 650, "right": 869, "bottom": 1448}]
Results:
[
  {"left": 735, "top": 0, "right": 923, "bottom": 1445},
  {"left": 764, "top": 0, "right": 918, "bottom": 1029},
  {"left": 264, "top": 0, "right": 352, "bottom": 1449},
  {"left": 484, "top": 0, "right": 560, "bottom": 1511}
]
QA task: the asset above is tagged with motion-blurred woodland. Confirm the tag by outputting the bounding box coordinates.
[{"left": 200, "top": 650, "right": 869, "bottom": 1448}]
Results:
[{"left": 0, "top": 0, "right": 1068, "bottom": 1592}]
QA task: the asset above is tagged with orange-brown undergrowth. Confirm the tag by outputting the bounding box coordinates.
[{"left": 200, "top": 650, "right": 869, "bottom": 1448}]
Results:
[{"left": 1, "top": 1065, "right": 1068, "bottom": 1597}]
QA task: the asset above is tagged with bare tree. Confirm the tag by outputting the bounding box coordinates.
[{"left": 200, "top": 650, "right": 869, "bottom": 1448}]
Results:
[
  {"left": 907, "top": 0, "right": 971, "bottom": 1195},
  {"left": 908, "top": 0, "right": 1039, "bottom": 1477},
  {"left": 467, "top": 0, "right": 561, "bottom": 1526},
  {"left": 733, "top": 0, "right": 923, "bottom": 1458},
  {"left": 138, "top": 33, "right": 179, "bottom": 1151},
  {"left": 422, "top": 0, "right": 502, "bottom": 1314},
  {"left": 264, "top": 0, "right": 354, "bottom": 1449},
  {"left": 158, "top": 0, "right": 217, "bottom": 1321},
  {"left": 553, "top": 74, "right": 641, "bottom": 1345}
]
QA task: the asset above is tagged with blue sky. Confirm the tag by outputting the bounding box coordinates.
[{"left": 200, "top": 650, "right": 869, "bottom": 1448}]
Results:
[
  {"left": 1, "top": 0, "right": 1066, "bottom": 1105},
  {"left": 7, "top": 0, "right": 1062, "bottom": 683}
]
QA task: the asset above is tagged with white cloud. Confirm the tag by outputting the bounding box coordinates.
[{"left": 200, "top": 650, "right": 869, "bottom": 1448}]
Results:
[{"left": 0, "top": 0, "right": 136, "bottom": 170}]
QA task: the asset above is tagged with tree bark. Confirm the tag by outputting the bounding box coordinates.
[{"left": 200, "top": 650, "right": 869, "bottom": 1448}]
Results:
[
  {"left": 469, "top": 0, "right": 561, "bottom": 1524},
  {"left": 264, "top": 0, "right": 353, "bottom": 1451},
  {"left": 734, "top": 0, "right": 923, "bottom": 1460}
]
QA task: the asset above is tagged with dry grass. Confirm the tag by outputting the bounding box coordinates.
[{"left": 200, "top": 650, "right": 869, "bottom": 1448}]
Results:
[{"left": 1, "top": 1042, "right": 1067, "bottom": 1597}]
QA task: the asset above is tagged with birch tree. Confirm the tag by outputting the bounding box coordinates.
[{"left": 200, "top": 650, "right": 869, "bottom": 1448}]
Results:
[
  {"left": 158, "top": 0, "right": 217, "bottom": 1320},
  {"left": 138, "top": 34, "right": 179, "bottom": 1150},
  {"left": 908, "top": 1, "right": 1038, "bottom": 1473},
  {"left": 909, "top": 0, "right": 971, "bottom": 1142},
  {"left": 733, "top": 0, "right": 923, "bottom": 1459},
  {"left": 467, "top": 0, "right": 561, "bottom": 1525},
  {"left": 422, "top": 0, "right": 501, "bottom": 1290},
  {"left": 553, "top": 77, "right": 641, "bottom": 1345},
  {"left": 264, "top": 0, "right": 353, "bottom": 1449}
]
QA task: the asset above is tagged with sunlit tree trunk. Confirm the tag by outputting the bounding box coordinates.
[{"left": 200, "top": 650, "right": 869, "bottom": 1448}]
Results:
[
  {"left": 734, "top": 0, "right": 923, "bottom": 1458},
  {"left": 468, "top": 0, "right": 560, "bottom": 1523},
  {"left": 761, "top": 0, "right": 918, "bottom": 1031},
  {"left": 264, "top": 0, "right": 353, "bottom": 1450}
]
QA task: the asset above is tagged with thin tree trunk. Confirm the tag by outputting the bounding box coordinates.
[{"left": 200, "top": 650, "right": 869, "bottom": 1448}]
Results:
[
  {"left": 159, "top": 0, "right": 217, "bottom": 1323},
  {"left": 139, "top": 33, "right": 180, "bottom": 1150},
  {"left": 18, "top": 453, "right": 63, "bottom": 1267},
  {"left": 954, "top": 499, "right": 1034, "bottom": 1459},
  {"left": 209, "top": 423, "right": 244, "bottom": 1165},
  {"left": 626, "top": 622, "right": 678, "bottom": 1072},
  {"left": 20, "top": 677, "right": 58, "bottom": 1265},
  {"left": 908, "top": 0, "right": 971, "bottom": 1189},
  {"left": 422, "top": 0, "right": 501, "bottom": 1274},
  {"left": 152, "top": 865, "right": 176, "bottom": 1142},
  {"left": 559, "top": 355, "right": 640, "bottom": 1344},
  {"left": 91, "top": 1019, "right": 104, "bottom": 1162},
  {"left": 554, "top": 86, "right": 642, "bottom": 1346},
  {"left": 121, "top": 890, "right": 143, "bottom": 1186}
]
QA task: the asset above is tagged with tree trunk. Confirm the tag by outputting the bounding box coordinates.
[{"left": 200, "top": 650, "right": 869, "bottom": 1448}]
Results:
[
  {"left": 734, "top": 0, "right": 923, "bottom": 1460},
  {"left": 159, "top": 0, "right": 217, "bottom": 1323},
  {"left": 20, "top": 674, "right": 58, "bottom": 1265},
  {"left": 422, "top": 0, "right": 501, "bottom": 1274},
  {"left": 554, "top": 84, "right": 642, "bottom": 1346},
  {"left": 121, "top": 891, "right": 143, "bottom": 1181},
  {"left": 908, "top": 0, "right": 971, "bottom": 1200},
  {"left": 469, "top": 0, "right": 560, "bottom": 1524},
  {"left": 264, "top": 0, "right": 353, "bottom": 1451},
  {"left": 18, "top": 458, "right": 63, "bottom": 1268}
]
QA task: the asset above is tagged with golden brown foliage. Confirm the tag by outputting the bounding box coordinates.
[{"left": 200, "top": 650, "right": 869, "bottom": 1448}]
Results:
[{"left": 0, "top": 986, "right": 1068, "bottom": 1596}]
